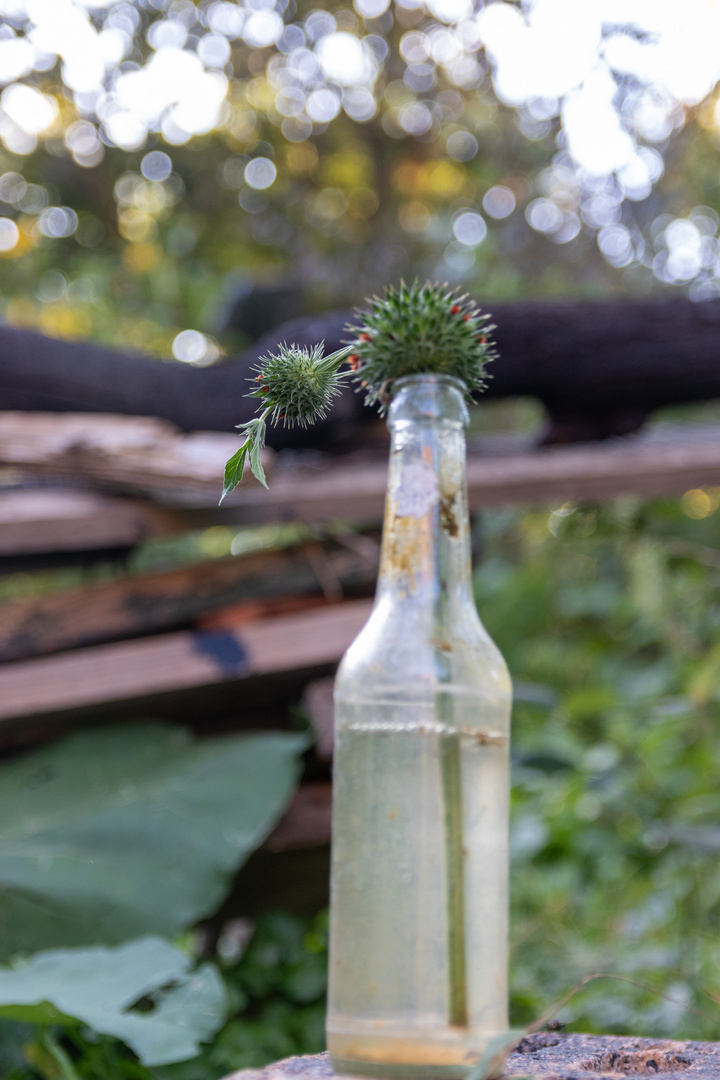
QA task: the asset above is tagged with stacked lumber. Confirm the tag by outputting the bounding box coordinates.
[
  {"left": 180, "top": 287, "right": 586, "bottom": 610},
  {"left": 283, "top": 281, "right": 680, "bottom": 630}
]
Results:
[{"left": 3, "top": 416, "right": 720, "bottom": 559}]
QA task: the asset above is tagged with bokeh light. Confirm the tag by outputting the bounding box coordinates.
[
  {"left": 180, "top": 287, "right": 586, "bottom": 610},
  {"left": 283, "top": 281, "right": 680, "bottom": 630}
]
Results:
[
  {"left": 172, "top": 329, "right": 221, "bottom": 366},
  {"left": 37, "top": 207, "right": 78, "bottom": 239},
  {"left": 244, "top": 158, "right": 277, "bottom": 191},
  {"left": 681, "top": 489, "right": 719, "bottom": 520},
  {"left": 452, "top": 209, "right": 487, "bottom": 246},
  {"left": 483, "top": 185, "right": 515, "bottom": 219},
  {"left": 141, "top": 151, "right": 173, "bottom": 183},
  {"left": 0, "top": 217, "right": 19, "bottom": 252}
]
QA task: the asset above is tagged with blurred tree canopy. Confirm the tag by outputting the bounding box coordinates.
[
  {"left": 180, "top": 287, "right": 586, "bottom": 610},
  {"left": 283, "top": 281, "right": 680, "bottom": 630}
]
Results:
[{"left": 2, "top": 0, "right": 720, "bottom": 363}]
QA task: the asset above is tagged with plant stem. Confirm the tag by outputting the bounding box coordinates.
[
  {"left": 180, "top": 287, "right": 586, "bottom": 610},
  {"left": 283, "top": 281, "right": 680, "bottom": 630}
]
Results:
[
  {"left": 431, "top": 402, "right": 469, "bottom": 1031},
  {"left": 42, "top": 1031, "right": 82, "bottom": 1080},
  {"left": 439, "top": 726, "right": 468, "bottom": 1027}
]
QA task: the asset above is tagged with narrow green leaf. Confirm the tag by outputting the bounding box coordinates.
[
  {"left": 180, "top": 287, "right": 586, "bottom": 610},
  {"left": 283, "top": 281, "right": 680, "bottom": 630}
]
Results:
[
  {"left": 219, "top": 443, "right": 249, "bottom": 504},
  {"left": 465, "top": 1029, "right": 526, "bottom": 1080},
  {"left": 245, "top": 416, "right": 267, "bottom": 488},
  {"left": 248, "top": 436, "right": 267, "bottom": 488}
]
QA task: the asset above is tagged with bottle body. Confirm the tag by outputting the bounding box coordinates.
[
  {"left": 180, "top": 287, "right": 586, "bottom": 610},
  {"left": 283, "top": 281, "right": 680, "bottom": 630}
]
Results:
[{"left": 327, "top": 376, "right": 512, "bottom": 1079}]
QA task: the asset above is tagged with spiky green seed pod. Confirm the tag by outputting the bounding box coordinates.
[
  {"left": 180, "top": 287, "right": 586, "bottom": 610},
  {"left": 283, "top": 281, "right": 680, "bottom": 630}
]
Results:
[
  {"left": 250, "top": 342, "right": 347, "bottom": 426},
  {"left": 345, "top": 280, "right": 496, "bottom": 410},
  {"left": 220, "top": 341, "right": 351, "bottom": 501},
  {"left": 221, "top": 283, "right": 499, "bottom": 501}
]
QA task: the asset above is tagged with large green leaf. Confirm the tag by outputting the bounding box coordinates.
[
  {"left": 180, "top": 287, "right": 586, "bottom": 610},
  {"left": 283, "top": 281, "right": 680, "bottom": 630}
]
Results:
[
  {"left": 0, "top": 725, "right": 306, "bottom": 958},
  {"left": 0, "top": 937, "right": 226, "bottom": 1065}
]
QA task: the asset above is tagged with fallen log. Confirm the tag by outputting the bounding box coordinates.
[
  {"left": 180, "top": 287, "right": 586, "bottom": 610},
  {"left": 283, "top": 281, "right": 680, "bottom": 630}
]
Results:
[
  {"left": 0, "top": 321, "right": 370, "bottom": 450},
  {"left": 251, "top": 297, "right": 720, "bottom": 442},
  {"left": 3, "top": 297, "right": 720, "bottom": 442}
]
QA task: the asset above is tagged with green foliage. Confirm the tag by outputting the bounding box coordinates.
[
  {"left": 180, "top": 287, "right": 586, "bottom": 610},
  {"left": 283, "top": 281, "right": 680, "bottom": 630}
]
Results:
[
  {"left": 152, "top": 911, "right": 329, "bottom": 1080},
  {"left": 0, "top": 938, "right": 226, "bottom": 1067},
  {"left": 0, "top": 724, "right": 306, "bottom": 958},
  {"left": 473, "top": 496, "right": 720, "bottom": 1038},
  {"left": 0, "top": 726, "right": 311, "bottom": 1080},
  {"left": 346, "top": 281, "right": 496, "bottom": 410}
]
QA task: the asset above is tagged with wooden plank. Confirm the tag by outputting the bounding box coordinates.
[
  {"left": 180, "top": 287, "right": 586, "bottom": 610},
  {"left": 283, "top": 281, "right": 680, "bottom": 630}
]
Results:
[
  {"left": 3, "top": 422, "right": 719, "bottom": 557},
  {"left": 0, "top": 489, "right": 178, "bottom": 555},
  {"left": 0, "top": 540, "right": 378, "bottom": 662},
  {"left": 264, "top": 782, "right": 332, "bottom": 852},
  {"left": 0, "top": 411, "right": 271, "bottom": 505},
  {"left": 221, "top": 423, "right": 720, "bottom": 522},
  {"left": 0, "top": 598, "right": 373, "bottom": 726},
  {"left": 467, "top": 424, "right": 720, "bottom": 507}
]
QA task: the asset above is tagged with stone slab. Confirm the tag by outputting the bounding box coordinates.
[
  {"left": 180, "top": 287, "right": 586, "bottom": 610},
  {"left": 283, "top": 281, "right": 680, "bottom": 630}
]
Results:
[{"left": 220, "top": 1035, "right": 720, "bottom": 1080}]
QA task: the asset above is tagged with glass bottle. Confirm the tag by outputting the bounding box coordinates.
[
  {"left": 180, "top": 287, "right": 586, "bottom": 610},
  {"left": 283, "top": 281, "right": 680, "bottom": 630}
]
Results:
[{"left": 327, "top": 374, "right": 512, "bottom": 1079}]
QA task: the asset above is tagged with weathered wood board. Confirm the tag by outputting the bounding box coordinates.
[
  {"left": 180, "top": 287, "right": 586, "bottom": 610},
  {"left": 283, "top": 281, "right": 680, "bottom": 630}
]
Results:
[
  {"left": 224, "top": 423, "right": 720, "bottom": 523},
  {"left": 0, "top": 489, "right": 178, "bottom": 555},
  {"left": 0, "top": 598, "right": 373, "bottom": 727},
  {"left": 0, "top": 539, "right": 378, "bottom": 662},
  {"left": 2, "top": 421, "right": 720, "bottom": 556},
  {"left": 264, "top": 782, "right": 332, "bottom": 852},
  {"left": 0, "top": 411, "right": 271, "bottom": 504}
]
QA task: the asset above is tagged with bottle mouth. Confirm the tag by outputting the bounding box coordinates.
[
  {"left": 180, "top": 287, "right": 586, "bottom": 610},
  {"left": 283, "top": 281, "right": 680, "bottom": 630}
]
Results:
[
  {"left": 388, "top": 373, "right": 469, "bottom": 427},
  {"left": 393, "top": 374, "right": 468, "bottom": 394}
]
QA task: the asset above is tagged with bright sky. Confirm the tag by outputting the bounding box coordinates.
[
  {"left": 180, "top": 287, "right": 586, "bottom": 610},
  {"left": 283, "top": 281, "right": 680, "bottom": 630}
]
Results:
[
  {"left": 0, "top": 0, "right": 717, "bottom": 164},
  {"left": 2, "top": 0, "right": 720, "bottom": 292},
  {"left": 477, "top": 0, "right": 720, "bottom": 174}
]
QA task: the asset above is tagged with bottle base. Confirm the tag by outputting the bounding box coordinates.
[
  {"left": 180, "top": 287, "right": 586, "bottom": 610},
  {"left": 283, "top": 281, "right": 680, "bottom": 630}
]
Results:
[
  {"left": 327, "top": 1028, "right": 495, "bottom": 1080},
  {"left": 330, "top": 1057, "right": 474, "bottom": 1080}
]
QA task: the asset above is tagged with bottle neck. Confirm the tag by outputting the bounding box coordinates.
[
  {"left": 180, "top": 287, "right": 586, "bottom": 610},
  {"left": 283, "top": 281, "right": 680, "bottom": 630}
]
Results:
[{"left": 376, "top": 376, "right": 474, "bottom": 621}]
